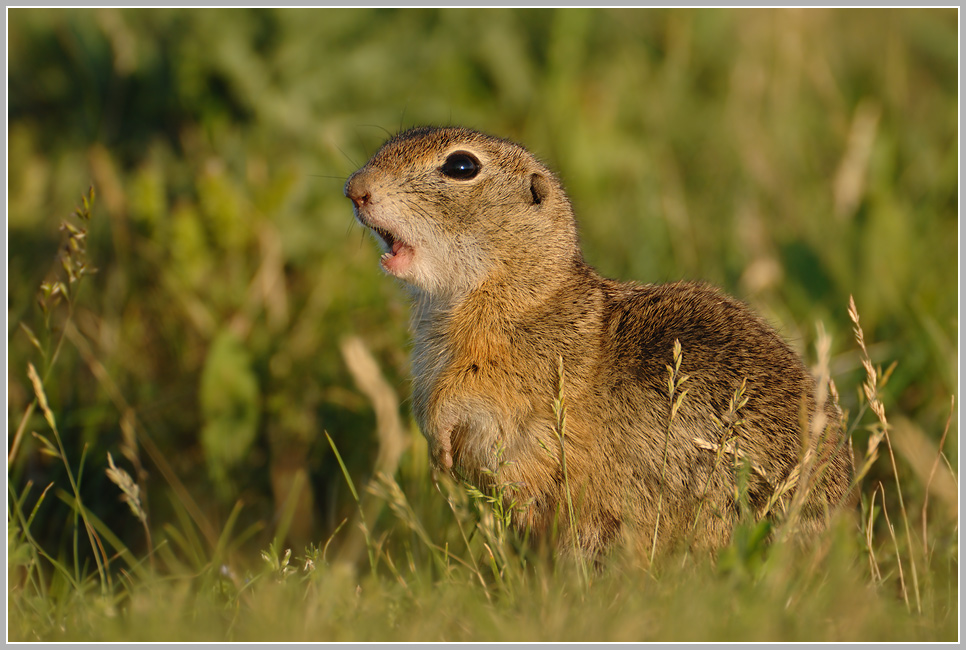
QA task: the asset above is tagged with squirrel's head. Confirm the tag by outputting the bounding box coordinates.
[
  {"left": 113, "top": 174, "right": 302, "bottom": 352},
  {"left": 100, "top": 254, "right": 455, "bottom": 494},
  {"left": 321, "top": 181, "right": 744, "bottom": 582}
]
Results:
[{"left": 345, "top": 126, "right": 580, "bottom": 299}]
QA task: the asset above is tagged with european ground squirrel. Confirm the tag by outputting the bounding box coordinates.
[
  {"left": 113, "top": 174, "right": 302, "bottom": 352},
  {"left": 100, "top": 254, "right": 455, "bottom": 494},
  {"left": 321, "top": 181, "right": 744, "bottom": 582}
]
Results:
[{"left": 345, "top": 126, "right": 853, "bottom": 559}]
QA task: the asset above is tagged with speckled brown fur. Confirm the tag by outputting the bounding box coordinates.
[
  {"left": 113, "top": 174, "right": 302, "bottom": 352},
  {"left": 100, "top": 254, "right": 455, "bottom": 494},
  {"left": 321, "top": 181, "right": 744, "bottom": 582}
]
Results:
[{"left": 344, "top": 126, "right": 853, "bottom": 560}]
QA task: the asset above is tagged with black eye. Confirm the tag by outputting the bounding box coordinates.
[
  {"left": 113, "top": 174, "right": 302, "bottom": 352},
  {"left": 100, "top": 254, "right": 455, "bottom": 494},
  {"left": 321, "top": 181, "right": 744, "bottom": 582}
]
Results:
[{"left": 440, "top": 151, "right": 480, "bottom": 180}]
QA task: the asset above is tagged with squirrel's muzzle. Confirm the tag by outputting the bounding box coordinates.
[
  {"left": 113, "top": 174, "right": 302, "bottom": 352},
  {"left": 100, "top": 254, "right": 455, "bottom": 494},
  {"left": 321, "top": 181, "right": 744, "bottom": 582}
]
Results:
[{"left": 344, "top": 171, "right": 372, "bottom": 209}]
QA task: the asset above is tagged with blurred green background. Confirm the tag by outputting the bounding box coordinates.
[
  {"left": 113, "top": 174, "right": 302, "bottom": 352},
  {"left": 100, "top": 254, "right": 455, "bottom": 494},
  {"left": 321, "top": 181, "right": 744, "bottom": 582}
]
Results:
[{"left": 7, "top": 7, "right": 958, "bottom": 573}]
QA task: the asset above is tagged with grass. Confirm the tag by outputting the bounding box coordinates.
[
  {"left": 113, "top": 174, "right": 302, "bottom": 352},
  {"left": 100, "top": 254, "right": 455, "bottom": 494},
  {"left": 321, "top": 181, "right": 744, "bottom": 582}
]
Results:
[
  {"left": 7, "top": 190, "right": 958, "bottom": 644},
  {"left": 7, "top": 7, "right": 958, "bottom": 642}
]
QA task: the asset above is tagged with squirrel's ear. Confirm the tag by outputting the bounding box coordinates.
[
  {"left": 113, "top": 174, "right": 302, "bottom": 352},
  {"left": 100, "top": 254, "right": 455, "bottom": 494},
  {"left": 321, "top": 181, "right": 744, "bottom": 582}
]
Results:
[{"left": 529, "top": 173, "right": 551, "bottom": 206}]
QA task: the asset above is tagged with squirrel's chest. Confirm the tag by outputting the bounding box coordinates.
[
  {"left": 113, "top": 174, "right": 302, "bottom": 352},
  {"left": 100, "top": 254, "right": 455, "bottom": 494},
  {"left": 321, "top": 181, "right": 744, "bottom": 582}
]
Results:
[
  {"left": 410, "top": 327, "right": 524, "bottom": 423},
  {"left": 409, "top": 323, "right": 554, "bottom": 473}
]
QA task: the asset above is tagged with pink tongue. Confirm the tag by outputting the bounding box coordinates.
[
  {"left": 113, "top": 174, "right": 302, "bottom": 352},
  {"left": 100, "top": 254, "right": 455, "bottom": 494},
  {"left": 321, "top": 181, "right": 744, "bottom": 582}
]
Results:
[{"left": 382, "top": 241, "right": 414, "bottom": 275}]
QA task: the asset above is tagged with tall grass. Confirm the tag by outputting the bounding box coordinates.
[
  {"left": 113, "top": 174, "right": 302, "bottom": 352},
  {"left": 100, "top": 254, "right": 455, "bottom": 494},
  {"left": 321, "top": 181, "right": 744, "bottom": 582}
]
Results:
[
  {"left": 7, "top": 277, "right": 959, "bottom": 640},
  {"left": 7, "top": 7, "right": 957, "bottom": 642}
]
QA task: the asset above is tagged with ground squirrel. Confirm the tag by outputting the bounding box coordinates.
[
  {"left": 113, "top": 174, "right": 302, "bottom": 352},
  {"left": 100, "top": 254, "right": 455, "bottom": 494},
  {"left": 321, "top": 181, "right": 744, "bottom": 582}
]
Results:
[{"left": 344, "top": 126, "right": 854, "bottom": 560}]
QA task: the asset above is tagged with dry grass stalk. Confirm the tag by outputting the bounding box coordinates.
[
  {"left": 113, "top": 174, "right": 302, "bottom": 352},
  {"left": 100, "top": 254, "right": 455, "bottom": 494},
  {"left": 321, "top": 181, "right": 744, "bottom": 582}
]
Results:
[
  {"left": 27, "top": 362, "right": 111, "bottom": 594},
  {"left": 340, "top": 335, "right": 408, "bottom": 475},
  {"left": 553, "top": 356, "right": 584, "bottom": 573},
  {"left": 773, "top": 321, "right": 837, "bottom": 534},
  {"left": 651, "top": 339, "right": 689, "bottom": 564},
  {"left": 866, "top": 483, "right": 883, "bottom": 585},
  {"left": 848, "top": 295, "right": 921, "bottom": 613},
  {"left": 920, "top": 395, "right": 956, "bottom": 554},
  {"left": 105, "top": 452, "right": 154, "bottom": 570},
  {"left": 891, "top": 415, "right": 958, "bottom": 520},
  {"left": 685, "top": 378, "right": 755, "bottom": 558},
  {"left": 833, "top": 100, "right": 881, "bottom": 220},
  {"left": 878, "top": 482, "right": 909, "bottom": 610},
  {"left": 334, "top": 336, "right": 409, "bottom": 568}
]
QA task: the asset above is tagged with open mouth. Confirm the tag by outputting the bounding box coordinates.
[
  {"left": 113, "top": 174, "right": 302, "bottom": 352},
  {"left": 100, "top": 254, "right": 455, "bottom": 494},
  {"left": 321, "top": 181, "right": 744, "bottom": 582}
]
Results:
[
  {"left": 371, "top": 225, "right": 396, "bottom": 250},
  {"left": 369, "top": 225, "right": 415, "bottom": 276}
]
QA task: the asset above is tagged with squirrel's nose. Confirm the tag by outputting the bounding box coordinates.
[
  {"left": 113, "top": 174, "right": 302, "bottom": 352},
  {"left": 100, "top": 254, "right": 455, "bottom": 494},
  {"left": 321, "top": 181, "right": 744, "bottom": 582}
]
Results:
[{"left": 344, "top": 172, "right": 371, "bottom": 209}]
